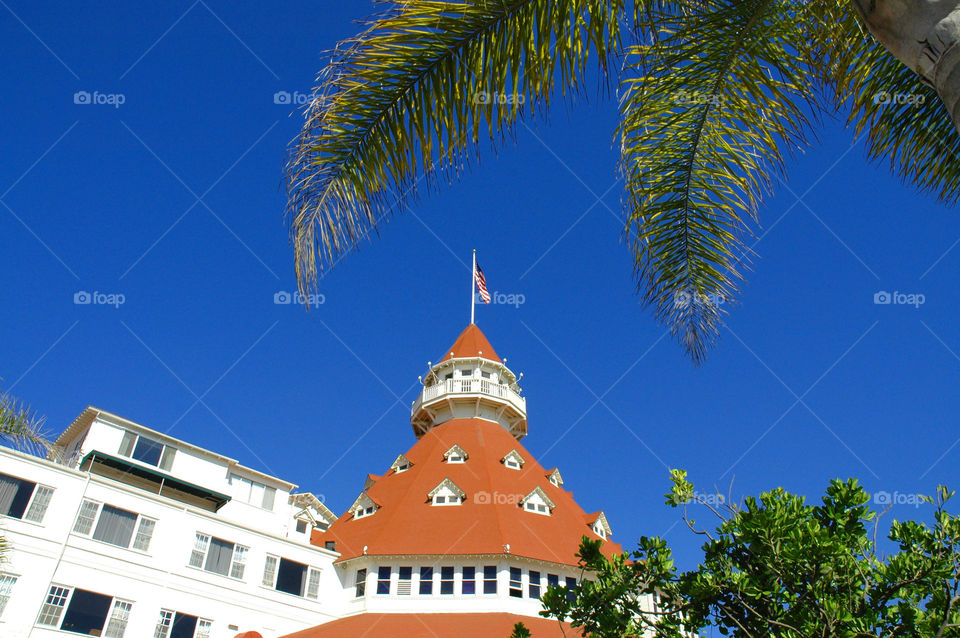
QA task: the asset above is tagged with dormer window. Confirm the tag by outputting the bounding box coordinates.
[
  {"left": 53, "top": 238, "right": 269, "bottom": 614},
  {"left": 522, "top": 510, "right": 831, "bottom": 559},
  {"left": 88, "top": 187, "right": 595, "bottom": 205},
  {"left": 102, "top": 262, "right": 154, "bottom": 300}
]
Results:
[
  {"left": 520, "top": 487, "right": 556, "bottom": 516},
  {"left": 443, "top": 445, "right": 468, "bottom": 464},
  {"left": 588, "top": 512, "right": 613, "bottom": 539},
  {"left": 547, "top": 468, "right": 564, "bottom": 488},
  {"left": 349, "top": 493, "right": 378, "bottom": 520},
  {"left": 118, "top": 430, "right": 176, "bottom": 471},
  {"left": 428, "top": 479, "right": 465, "bottom": 506},
  {"left": 461, "top": 369, "right": 474, "bottom": 377},
  {"left": 390, "top": 454, "right": 413, "bottom": 474},
  {"left": 502, "top": 449, "right": 525, "bottom": 470}
]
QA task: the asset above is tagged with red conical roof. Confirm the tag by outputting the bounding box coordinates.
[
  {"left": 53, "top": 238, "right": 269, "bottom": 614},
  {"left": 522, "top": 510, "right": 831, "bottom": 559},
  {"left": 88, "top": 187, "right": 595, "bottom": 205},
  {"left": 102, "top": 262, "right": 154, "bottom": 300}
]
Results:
[
  {"left": 441, "top": 324, "right": 500, "bottom": 362},
  {"left": 313, "top": 418, "right": 621, "bottom": 566}
]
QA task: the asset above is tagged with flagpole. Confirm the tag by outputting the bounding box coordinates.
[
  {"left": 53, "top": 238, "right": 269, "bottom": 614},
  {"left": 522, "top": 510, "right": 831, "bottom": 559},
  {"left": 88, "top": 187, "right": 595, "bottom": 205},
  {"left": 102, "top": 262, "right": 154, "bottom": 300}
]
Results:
[{"left": 470, "top": 249, "right": 476, "bottom": 325}]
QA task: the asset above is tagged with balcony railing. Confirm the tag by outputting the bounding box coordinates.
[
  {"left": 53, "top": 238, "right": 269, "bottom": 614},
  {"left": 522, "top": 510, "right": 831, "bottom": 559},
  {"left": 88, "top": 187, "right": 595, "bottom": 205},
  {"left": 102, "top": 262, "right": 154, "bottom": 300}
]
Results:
[{"left": 412, "top": 378, "right": 526, "bottom": 416}]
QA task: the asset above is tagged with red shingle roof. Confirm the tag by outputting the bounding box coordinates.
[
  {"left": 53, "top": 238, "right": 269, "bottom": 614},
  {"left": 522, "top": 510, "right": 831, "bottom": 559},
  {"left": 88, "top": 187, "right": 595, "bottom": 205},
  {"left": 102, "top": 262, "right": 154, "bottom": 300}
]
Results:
[
  {"left": 441, "top": 324, "right": 500, "bottom": 362},
  {"left": 313, "top": 418, "right": 621, "bottom": 566},
  {"left": 281, "top": 613, "right": 581, "bottom": 638}
]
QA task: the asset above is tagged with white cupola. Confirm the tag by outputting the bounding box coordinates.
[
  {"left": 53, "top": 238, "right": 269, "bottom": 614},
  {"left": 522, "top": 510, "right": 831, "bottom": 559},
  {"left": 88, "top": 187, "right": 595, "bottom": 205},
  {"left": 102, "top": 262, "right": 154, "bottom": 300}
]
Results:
[{"left": 411, "top": 324, "right": 527, "bottom": 440}]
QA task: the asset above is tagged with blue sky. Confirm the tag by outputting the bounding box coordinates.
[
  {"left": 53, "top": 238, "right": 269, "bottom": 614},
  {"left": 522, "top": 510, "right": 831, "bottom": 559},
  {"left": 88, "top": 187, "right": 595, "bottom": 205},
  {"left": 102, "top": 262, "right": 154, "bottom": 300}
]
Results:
[{"left": 1, "top": 1, "right": 958, "bottom": 569}]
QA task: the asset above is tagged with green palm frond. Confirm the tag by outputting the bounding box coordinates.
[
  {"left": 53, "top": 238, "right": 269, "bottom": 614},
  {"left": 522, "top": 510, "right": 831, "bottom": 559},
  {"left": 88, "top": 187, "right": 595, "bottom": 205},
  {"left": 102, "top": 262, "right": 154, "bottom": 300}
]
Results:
[
  {"left": 820, "top": 7, "right": 960, "bottom": 205},
  {"left": 0, "top": 391, "right": 51, "bottom": 457},
  {"left": 285, "top": 0, "right": 626, "bottom": 292},
  {"left": 618, "top": 0, "right": 821, "bottom": 362}
]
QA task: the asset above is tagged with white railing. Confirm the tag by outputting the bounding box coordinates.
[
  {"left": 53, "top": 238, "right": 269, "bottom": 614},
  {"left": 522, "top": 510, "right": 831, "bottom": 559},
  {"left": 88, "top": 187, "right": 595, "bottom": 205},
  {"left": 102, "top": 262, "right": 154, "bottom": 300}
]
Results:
[{"left": 412, "top": 379, "right": 526, "bottom": 415}]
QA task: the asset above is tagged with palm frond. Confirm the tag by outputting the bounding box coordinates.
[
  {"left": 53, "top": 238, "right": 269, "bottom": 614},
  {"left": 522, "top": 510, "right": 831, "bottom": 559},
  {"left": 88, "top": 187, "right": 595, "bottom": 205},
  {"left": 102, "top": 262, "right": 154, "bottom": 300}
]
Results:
[
  {"left": 0, "top": 391, "right": 51, "bottom": 457},
  {"left": 814, "top": 3, "right": 960, "bottom": 204},
  {"left": 618, "top": 0, "right": 821, "bottom": 362},
  {"left": 285, "top": 0, "right": 626, "bottom": 293}
]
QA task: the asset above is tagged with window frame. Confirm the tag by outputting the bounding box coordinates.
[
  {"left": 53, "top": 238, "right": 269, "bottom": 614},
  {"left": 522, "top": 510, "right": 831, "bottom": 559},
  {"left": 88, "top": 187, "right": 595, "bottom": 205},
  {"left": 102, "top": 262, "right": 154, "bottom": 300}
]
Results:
[
  {"left": 483, "top": 565, "right": 497, "bottom": 594},
  {"left": 419, "top": 567, "right": 433, "bottom": 595},
  {"left": 229, "top": 474, "right": 277, "bottom": 511},
  {"left": 0, "top": 574, "right": 16, "bottom": 618},
  {"left": 0, "top": 472, "right": 55, "bottom": 523},
  {"left": 462, "top": 566, "right": 476, "bottom": 595},
  {"left": 35, "top": 584, "right": 133, "bottom": 637},
  {"left": 376, "top": 566, "right": 391, "bottom": 595},
  {"left": 118, "top": 430, "right": 176, "bottom": 471},
  {"left": 529, "top": 570, "right": 541, "bottom": 599},
  {"left": 187, "top": 532, "right": 248, "bottom": 580},
  {"left": 354, "top": 569, "right": 367, "bottom": 598},
  {"left": 72, "top": 499, "right": 157, "bottom": 552},
  {"left": 440, "top": 566, "right": 455, "bottom": 595},
  {"left": 509, "top": 567, "right": 523, "bottom": 598},
  {"left": 154, "top": 609, "right": 214, "bottom": 638},
  {"left": 261, "top": 554, "right": 322, "bottom": 599}
]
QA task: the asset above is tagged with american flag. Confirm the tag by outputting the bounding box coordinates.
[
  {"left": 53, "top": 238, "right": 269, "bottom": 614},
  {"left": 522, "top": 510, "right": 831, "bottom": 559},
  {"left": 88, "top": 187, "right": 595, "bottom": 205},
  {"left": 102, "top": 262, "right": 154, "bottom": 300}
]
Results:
[{"left": 475, "top": 263, "right": 491, "bottom": 304}]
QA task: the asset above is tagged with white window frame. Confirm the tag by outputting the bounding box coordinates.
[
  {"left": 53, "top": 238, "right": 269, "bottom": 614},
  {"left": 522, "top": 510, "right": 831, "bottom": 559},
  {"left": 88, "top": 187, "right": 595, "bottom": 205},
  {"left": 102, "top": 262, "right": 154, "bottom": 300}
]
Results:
[
  {"left": 0, "top": 472, "right": 55, "bottom": 524},
  {"left": 261, "top": 554, "right": 321, "bottom": 600},
  {"left": 188, "top": 532, "right": 248, "bottom": 580},
  {"left": 118, "top": 430, "right": 176, "bottom": 470},
  {"left": 0, "top": 574, "right": 16, "bottom": 618},
  {"left": 155, "top": 609, "right": 213, "bottom": 638},
  {"left": 229, "top": 474, "right": 277, "bottom": 511},
  {"left": 36, "top": 585, "right": 133, "bottom": 637},
  {"left": 72, "top": 499, "right": 157, "bottom": 552}
]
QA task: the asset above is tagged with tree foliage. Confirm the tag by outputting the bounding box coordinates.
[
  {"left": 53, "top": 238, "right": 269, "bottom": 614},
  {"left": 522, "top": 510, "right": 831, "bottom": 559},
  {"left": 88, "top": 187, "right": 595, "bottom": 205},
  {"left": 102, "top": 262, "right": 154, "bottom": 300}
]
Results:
[
  {"left": 286, "top": 0, "right": 960, "bottom": 363},
  {"left": 523, "top": 471, "right": 960, "bottom": 637}
]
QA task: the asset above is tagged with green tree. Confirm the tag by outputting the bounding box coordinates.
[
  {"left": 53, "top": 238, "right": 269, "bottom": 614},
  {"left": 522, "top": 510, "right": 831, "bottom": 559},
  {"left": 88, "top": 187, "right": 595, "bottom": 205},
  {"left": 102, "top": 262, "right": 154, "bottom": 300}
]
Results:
[
  {"left": 285, "top": 0, "right": 960, "bottom": 363},
  {"left": 519, "top": 471, "right": 960, "bottom": 637}
]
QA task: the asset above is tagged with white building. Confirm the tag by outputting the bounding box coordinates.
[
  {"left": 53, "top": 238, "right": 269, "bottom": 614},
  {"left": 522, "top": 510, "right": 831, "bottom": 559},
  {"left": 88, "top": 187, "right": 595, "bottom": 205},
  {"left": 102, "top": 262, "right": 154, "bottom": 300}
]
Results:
[
  {"left": 0, "top": 324, "right": 635, "bottom": 638},
  {"left": 0, "top": 407, "right": 340, "bottom": 638}
]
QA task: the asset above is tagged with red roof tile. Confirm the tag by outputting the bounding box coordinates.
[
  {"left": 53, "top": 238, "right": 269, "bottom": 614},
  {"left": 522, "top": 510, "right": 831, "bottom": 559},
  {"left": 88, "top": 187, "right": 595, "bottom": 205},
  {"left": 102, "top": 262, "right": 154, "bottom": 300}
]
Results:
[
  {"left": 313, "top": 418, "right": 621, "bottom": 566},
  {"left": 281, "top": 613, "right": 580, "bottom": 637},
  {"left": 441, "top": 324, "right": 500, "bottom": 362}
]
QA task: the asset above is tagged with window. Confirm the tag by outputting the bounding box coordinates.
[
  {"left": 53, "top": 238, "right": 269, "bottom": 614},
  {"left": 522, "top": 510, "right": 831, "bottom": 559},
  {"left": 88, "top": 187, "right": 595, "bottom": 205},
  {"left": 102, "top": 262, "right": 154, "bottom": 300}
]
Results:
[
  {"left": 566, "top": 577, "right": 578, "bottom": 602},
  {"left": 118, "top": 431, "right": 176, "bottom": 470},
  {"left": 483, "top": 566, "right": 497, "bottom": 594},
  {"left": 509, "top": 567, "right": 523, "bottom": 598},
  {"left": 377, "top": 567, "right": 391, "bottom": 595},
  {"left": 354, "top": 505, "right": 376, "bottom": 519},
  {"left": 262, "top": 555, "right": 322, "bottom": 599},
  {"left": 525, "top": 501, "right": 548, "bottom": 514},
  {"left": 0, "top": 574, "right": 16, "bottom": 617},
  {"left": 429, "top": 479, "right": 465, "bottom": 506},
  {"left": 462, "top": 369, "right": 474, "bottom": 377},
  {"left": 188, "top": 533, "right": 248, "bottom": 579},
  {"left": 502, "top": 450, "right": 525, "bottom": 470},
  {"left": 37, "top": 585, "right": 133, "bottom": 637},
  {"left": 521, "top": 488, "right": 555, "bottom": 516},
  {"left": 462, "top": 567, "right": 476, "bottom": 595},
  {"left": 481, "top": 371, "right": 491, "bottom": 379},
  {"left": 296, "top": 519, "right": 308, "bottom": 534},
  {"left": 398, "top": 567, "right": 412, "bottom": 595},
  {"left": 72, "top": 500, "right": 156, "bottom": 551},
  {"left": 230, "top": 475, "right": 276, "bottom": 510},
  {"left": 505, "top": 458, "right": 521, "bottom": 469},
  {"left": 440, "top": 566, "right": 454, "bottom": 595},
  {"left": 443, "top": 445, "right": 468, "bottom": 463},
  {"left": 419, "top": 567, "right": 433, "bottom": 595},
  {"left": 529, "top": 571, "right": 541, "bottom": 599},
  {"left": 0, "top": 472, "right": 54, "bottom": 523},
  {"left": 547, "top": 573, "right": 559, "bottom": 589},
  {"left": 354, "top": 569, "right": 366, "bottom": 597},
  {"left": 447, "top": 454, "right": 464, "bottom": 463},
  {"left": 154, "top": 610, "right": 214, "bottom": 638}
]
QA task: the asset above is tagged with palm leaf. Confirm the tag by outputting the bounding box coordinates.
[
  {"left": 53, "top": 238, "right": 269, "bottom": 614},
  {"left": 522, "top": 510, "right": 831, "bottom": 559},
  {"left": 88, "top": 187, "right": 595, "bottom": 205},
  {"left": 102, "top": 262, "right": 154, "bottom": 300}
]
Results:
[
  {"left": 285, "top": 0, "right": 626, "bottom": 292},
  {"left": 0, "top": 391, "right": 51, "bottom": 457},
  {"left": 618, "top": 0, "right": 822, "bottom": 362}
]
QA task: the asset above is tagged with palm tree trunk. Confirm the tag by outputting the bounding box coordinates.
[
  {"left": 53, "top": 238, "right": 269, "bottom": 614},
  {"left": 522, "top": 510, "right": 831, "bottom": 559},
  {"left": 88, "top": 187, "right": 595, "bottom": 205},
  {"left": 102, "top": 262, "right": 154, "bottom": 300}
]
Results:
[{"left": 854, "top": 0, "right": 960, "bottom": 130}]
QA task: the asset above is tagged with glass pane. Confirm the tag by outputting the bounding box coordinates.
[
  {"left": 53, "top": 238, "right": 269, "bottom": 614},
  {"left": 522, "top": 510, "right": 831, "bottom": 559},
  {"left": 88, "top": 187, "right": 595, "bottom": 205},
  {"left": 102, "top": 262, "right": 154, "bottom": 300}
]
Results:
[
  {"left": 132, "top": 437, "right": 163, "bottom": 466},
  {"left": 0, "top": 474, "right": 35, "bottom": 519},
  {"left": 419, "top": 567, "right": 433, "bottom": 594},
  {"left": 204, "top": 537, "right": 234, "bottom": 576},
  {"left": 262, "top": 486, "right": 276, "bottom": 510},
  {"left": 73, "top": 500, "right": 100, "bottom": 535},
  {"left": 170, "top": 612, "right": 198, "bottom": 638},
  {"left": 103, "top": 600, "right": 132, "bottom": 638},
  {"left": 24, "top": 485, "right": 54, "bottom": 523},
  {"left": 263, "top": 555, "right": 278, "bottom": 587},
  {"left": 377, "top": 567, "right": 390, "bottom": 594},
  {"left": 159, "top": 447, "right": 177, "bottom": 471},
  {"left": 195, "top": 619, "right": 212, "bottom": 638},
  {"left": 277, "top": 558, "right": 307, "bottom": 596},
  {"left": 306, "top": 568, "right": 322, "bottom": 599},
  {"left": 61, "top": 589, "right": 112, "bottom": 635},
  {"left": 118, "top": 431, "right": 137, "bottom": 457},
  {"left": 0, "top": 575, "right": 16, "bottom": 617},
  {"left": 154, "top": 610, "right": 173, "bottom": 638},
  {"left": 93, "top": 505, "right": 138, "bottom": 548},
  {"left": 133, "top": 518, "right": 156, "bottom": 552}
]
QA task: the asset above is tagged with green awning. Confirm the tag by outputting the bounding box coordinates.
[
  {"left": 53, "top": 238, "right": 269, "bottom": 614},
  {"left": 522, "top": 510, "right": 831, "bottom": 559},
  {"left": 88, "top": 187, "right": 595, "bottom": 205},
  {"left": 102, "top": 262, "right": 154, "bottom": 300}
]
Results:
[{"left": 80, "top": 451, "right": 231, "bottom": 511}]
